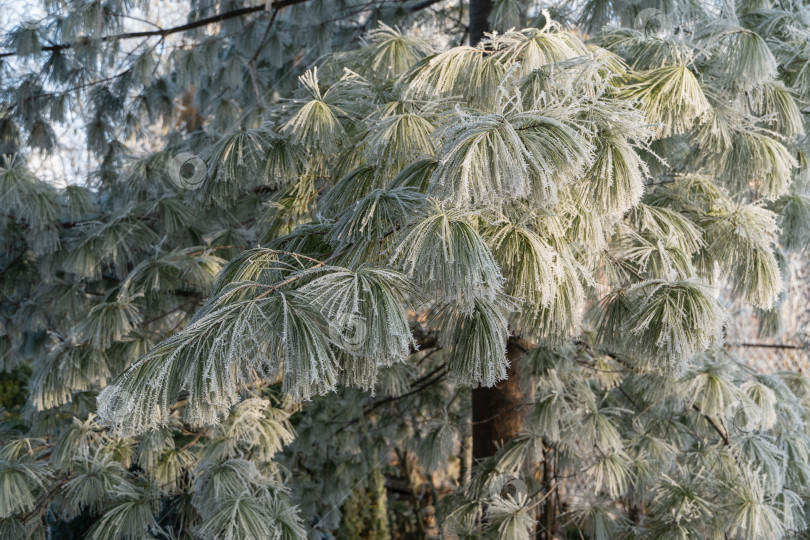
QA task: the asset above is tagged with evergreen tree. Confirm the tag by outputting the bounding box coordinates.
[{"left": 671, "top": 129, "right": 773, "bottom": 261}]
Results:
[{"left": 1, "top": 1, "right": 810, "bottom": 538}]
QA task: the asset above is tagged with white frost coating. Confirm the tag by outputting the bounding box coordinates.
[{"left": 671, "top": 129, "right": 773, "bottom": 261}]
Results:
[
  {"left": 438, "top": 295, "right": 512, "bottom": 388},
  {"left": 390, "top": 200, "right": 504, "bottom": 307},
  {"left": 625, "top": 279, "right": 727, "bottom": 373}
]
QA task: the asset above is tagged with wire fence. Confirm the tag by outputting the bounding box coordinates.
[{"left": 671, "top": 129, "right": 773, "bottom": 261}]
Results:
[{"left": 726, "top": 342, "right": 810, "bottom": 373}]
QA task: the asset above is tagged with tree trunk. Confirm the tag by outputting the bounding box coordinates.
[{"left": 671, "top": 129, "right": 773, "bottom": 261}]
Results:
[
  {"left": 467, "top": 2, "right": 538, "bottom": 534},
  {"left": 469, "top": 0, "right": 493, "bottom": 46},
  {"left": 472, "top": 338, "right": 536, "bottom": 537},
  {"left": 520, "top": 0, "right": 529, "bottom": 27},
  {"left": 471, "top": 338, "right": 532, "bottom": 459},
  {"left": 459, "top": 395, "right": 473, "bottom": 489},
  {"left": 538, "top": 440, "right": 557, "bottom": 540}
]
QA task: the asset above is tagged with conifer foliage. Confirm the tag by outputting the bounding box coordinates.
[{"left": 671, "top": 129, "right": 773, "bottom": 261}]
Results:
[{"left": 1, "top": 0, "right": 810, "bottom": 538}]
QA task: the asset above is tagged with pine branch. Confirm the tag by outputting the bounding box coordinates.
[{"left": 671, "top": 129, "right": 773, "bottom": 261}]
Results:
[
  {"left": 333, "top": 361, "right": 447, "bottom": 435},
  {"left": 364, "top": 363, "right": 447, "bottom": 415}
]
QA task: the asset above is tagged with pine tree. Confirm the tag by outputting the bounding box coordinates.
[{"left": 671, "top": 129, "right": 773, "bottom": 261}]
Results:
[{"left": 1, "top": 1, "right": 810, "bottom": 539}]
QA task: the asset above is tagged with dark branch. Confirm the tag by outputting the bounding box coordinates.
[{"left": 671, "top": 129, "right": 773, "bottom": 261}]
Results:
[
  {"left": 727, "top": 342, "right": 807, "bottom": 350},
  {"left": 408, "top": 0, "right": 446, "bottom": 11},
  {"left": 0, "top": 0, "right": 310, "bottom": 59},
  {"left": 0, "top": 0, "right": 443, "bottom": 60},
  {"left": 692, "top": 404, "right": 730, "bottom": 446}
]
